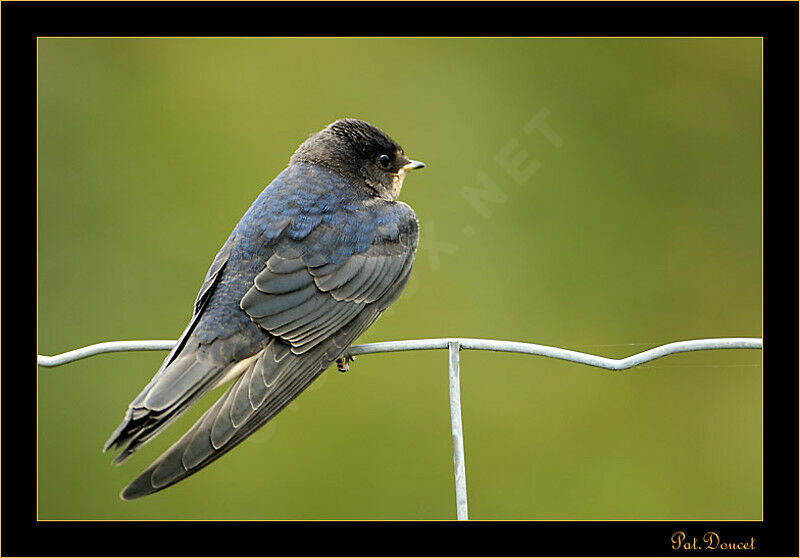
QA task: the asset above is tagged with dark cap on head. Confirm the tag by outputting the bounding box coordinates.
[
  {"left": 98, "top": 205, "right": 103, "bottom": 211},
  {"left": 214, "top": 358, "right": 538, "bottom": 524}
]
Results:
[{"left": 291, "top": 119, "right": 424, "bottom": 200}]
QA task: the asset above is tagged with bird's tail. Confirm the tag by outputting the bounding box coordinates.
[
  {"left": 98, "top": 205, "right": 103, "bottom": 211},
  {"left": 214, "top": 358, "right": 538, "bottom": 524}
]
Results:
[
  {"left": 119, "top": 338, "right": 331, "bottom": 499},
  {"left": 104, "top": 352, "right": 224, "bottom": 463},
  {"left": 104, "top": 328, "right": 263, "bottom": 464},
  {"left": 118, "top": 308, "right": 382, "bottom": 500}
]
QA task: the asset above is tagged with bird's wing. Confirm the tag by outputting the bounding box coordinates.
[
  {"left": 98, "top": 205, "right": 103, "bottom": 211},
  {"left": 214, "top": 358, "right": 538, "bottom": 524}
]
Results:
[
  {"left": 160, "top": 234, "right": 236, "bottom": 372},
  {"left": 119, "top": 212, "right": 418, "bottom": 499},
  {"left": 103, "top": 234, "right": 268, "bottom": 462},
  {"left": 240, "top": 231, "right": 415, "bottom": 354}
]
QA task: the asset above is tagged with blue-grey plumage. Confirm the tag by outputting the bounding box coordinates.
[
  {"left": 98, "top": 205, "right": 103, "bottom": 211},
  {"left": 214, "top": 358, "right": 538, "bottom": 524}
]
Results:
[{"left": 104, "top": 119, "right": 424, "bottom": 499}]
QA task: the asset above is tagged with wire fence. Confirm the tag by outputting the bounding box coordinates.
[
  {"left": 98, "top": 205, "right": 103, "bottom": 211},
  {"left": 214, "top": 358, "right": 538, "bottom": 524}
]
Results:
[{"left": 38, "top": 336, "right": 763, "bottom": 519}]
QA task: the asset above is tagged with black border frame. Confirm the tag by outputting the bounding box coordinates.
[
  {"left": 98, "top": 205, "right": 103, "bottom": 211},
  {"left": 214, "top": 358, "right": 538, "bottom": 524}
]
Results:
[{"left": 5, "top": 1, "right": 797, "bottom": 556}]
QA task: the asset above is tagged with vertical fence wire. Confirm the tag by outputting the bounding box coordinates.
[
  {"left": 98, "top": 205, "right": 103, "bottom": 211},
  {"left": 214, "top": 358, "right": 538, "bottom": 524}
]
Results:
[{"left": 448, "top": 341, "right": 469, "bottom": 520}]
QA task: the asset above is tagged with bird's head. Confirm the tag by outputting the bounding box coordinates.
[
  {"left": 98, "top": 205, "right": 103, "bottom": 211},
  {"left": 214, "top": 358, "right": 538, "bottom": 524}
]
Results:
[{"left": 290, "top": 118, "right": 425, "bottom": 200}]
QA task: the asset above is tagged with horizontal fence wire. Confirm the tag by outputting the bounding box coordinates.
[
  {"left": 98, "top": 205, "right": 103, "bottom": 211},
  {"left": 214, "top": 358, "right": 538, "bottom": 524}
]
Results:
[
  {"left": 38, "top": 337, "right": 763, "bottom": 369},
  {"left": 37, "top": 336, "right": 763, "bottom": 519}
]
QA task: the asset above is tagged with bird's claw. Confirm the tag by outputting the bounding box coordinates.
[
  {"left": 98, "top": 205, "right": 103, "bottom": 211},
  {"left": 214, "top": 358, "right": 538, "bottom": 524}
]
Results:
[{"left": 336, "top": 354, "right": 355, "bottom": 373}]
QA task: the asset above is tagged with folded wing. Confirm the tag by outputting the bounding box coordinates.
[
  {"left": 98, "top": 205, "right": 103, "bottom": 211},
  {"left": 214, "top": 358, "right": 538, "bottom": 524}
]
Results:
[{"left": 120, "top": 216, "right": 417, "bottom": 499}]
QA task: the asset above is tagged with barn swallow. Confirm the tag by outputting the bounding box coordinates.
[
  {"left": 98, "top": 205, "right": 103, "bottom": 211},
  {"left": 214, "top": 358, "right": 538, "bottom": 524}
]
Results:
[{"left": 104, "top": 119, "right": 424, "bottom": 499}]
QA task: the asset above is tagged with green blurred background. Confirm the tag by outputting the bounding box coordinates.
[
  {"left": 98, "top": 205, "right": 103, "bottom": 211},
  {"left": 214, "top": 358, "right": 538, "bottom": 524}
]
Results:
[{"left": 37, "top": 38, "right": 762, "bottom": 520}]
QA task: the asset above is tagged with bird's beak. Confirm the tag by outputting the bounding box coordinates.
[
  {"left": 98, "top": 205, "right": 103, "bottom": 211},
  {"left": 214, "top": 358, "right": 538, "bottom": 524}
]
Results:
[
  {"left": 393, "top": 159, "right": 424, "bottom": 198},
  {"left": 402, "top": 160, "right": 426, "bottom": 172}
]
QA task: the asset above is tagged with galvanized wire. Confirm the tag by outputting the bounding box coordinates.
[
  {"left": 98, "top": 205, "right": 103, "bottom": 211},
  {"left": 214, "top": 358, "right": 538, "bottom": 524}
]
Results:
[
  {"left": 37, "top": 340, "right": 176, "bottom": 367},
  {"left": 37, "top": 337, "right": 763, "bottom": 369},
  {"left": 37, "top": 336, "right": 762, "bottom": 519},
  {"left": 448, "top": 341, "right": 468, "bottom": 520}
]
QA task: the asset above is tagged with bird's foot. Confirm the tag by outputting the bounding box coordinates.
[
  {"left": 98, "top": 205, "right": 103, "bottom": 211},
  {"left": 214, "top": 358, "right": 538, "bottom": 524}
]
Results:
[{"left": 336, "top": 354, "right": 355, "bottom": 373}]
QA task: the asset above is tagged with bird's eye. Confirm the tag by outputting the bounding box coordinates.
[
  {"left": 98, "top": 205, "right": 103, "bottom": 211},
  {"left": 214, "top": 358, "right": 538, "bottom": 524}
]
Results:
[{"left": 377, "top": 154, "right": 391, "bottom": 169}]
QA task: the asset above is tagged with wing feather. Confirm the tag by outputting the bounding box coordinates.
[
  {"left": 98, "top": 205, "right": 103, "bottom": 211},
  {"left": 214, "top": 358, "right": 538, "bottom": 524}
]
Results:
[
  {"left": 312, "top": 255, "right": 365, "bottom": 290},
  {"left": 240, "top": 240, "right": 413, "bottom": 355},
  {"left": 111, "top": 180, "right": 419, "bottom": 498},
  {"left": 239, "top": 283, "right": 317, "bottom": 318}
]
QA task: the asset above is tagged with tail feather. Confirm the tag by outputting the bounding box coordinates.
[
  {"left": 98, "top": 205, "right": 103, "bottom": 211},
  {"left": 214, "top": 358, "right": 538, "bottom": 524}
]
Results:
[
  {"left": 104, "top": 354, "right": 221, "bottom": 464},
  {"left": 119, "top": 309, "right": 382, "bottom": 500},
  {"left": 104, "top": 330, "right": 263, "bottom": 463},
  {"left": 120, "top": 346, "right": 327, "bottom": 499}
]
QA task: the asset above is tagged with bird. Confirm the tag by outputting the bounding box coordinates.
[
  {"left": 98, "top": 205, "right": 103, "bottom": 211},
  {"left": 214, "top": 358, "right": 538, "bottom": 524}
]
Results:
[{"left": 104, "top": 118, "right": 424, "bottom": 500}]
